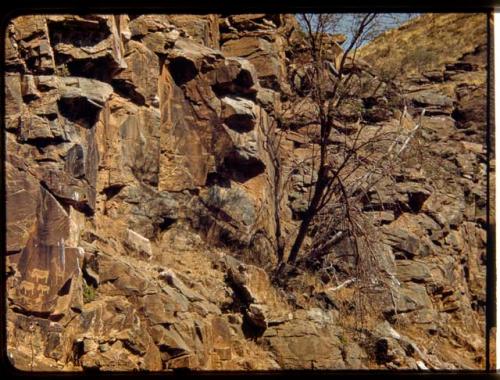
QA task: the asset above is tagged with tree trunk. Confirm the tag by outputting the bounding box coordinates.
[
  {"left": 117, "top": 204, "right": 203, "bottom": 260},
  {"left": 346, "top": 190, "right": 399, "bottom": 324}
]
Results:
[
  {"left": 287, "top": 177, "right": 327, "bottom": 264},
  {"left": 287, "top": 212, "right": 312, "bottom": 264}
]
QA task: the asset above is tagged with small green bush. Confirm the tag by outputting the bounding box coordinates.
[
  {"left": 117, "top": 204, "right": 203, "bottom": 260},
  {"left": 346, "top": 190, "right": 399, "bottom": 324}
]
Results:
[
  {"left": 83, "top": 282, "right": 97, "bottom": 304},
  {"left": 339, "top": 334, "right": 349, "bottom": 346}
]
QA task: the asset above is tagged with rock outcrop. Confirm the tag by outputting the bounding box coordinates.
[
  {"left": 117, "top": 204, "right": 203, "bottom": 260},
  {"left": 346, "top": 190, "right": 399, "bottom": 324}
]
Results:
[{"left": 5, "top": 13, "right": 488, "bottom": 371}]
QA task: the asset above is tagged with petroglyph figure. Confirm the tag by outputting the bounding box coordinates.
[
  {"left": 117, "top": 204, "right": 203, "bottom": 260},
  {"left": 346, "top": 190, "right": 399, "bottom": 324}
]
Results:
[
  {"left": 19, "top": 280, "right": 35, "bottom": 296},
  {"left": 36, "top": 283, "right": 50, "bottom": 296},
  {"left": 31, "top": 268, "right": 49, "bottom": 284}
]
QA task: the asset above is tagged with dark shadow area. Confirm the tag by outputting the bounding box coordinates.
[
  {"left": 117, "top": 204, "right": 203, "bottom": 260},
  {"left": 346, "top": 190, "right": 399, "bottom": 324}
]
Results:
[
  {"left": 57, "top": 97, "right": 101, "bottom": 128},
  {"left": 169, "top": 57, "right": 198, "bottom": 86}
]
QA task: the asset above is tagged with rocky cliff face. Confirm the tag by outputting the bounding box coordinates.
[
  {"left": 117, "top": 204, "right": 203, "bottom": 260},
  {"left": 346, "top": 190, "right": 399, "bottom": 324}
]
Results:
[{"left": 5, "top": 13, "right": 488, "bottom": 371}]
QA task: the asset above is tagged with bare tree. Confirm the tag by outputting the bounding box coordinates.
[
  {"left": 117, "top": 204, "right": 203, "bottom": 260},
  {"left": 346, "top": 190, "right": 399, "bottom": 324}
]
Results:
[
  {"left": 260, "top": 13, "right": 428, "bottom": 329},
  {"left": 285, "top": 14, "right": 381, "bottom": 264},
  {"left": 279, "top": 14, "right": 423, "bottom": 267}
]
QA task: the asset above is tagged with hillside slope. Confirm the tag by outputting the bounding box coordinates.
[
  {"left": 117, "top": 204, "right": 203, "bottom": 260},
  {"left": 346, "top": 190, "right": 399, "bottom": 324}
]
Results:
[{"left": 360, "top": 13, "right": 487, "bottom": 80}]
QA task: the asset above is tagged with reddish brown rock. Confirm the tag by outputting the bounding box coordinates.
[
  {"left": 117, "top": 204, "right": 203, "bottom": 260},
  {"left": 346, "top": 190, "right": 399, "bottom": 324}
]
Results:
[
  {"left": 10, "top": 15, "right": 55, "bottom": 74},
  {"left": 4, "top": 13, "right": 487, "bottom": 372},
  {"left": 46, "top": 15, "right": 126, "bottom": 78},
  {"left": 222, "top": 36, "right": 288, "bottom": 90},
  {"left": 6, "top": 162, "right": 40, "bottom": 253},
  {"left": 168, "top": 15, "right": 220, "bottom": 50},
  {"left": 113, "top": 40, "right": 160, "bottom": 106}
]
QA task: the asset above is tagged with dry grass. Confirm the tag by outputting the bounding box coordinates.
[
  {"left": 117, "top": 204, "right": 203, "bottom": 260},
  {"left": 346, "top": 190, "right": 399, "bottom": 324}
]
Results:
[{"left": 359, "top": 13, "right": 487, "bottom": 79}]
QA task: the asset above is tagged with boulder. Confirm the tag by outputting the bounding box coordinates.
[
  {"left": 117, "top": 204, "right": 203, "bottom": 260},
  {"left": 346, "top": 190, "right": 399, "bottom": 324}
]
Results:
[
  {"left": 225, "top": 257, "right": 291, "bottom": 329},
  {"left": 128, "top": 15, "right": 180, "bottom": 54},
  {"left": 167, "top": 15, "right": 220, "bottom": 50},
  {"left": 394, "top": 182, "right": 432, "bottom": 212},
  {"left": 46, "top": 15, "right": 126, "bottom": 78},
  {"left": 158, "top": 269, "right": 204, "bottom": 302},
  {"left": 123, "top": 229, "right": 153, "bottom": 260},
  {"left": 203, "top": 185, "right": 257, "bottom": 230},
  {"left": 97, "top": 255, "right": 156, "bottom": 296},
  {"left": 422, "top": 191, "right": 465, "bottom": 228},
  {"left": 112, "top": 40, "right": 160, "bottom": 106},
  {"left": 422, "top": 70, "right": 444, "bottom": 82},
  {"left": 209, "top": 57, "right": 259, "bottom": 96},
  {"left": 262, "top": 311, "right": 344, "bottom": 369},
  {"left": 247, "top": 303, "right": 268, "bottom": 329},
  {"left": 396, "top": 260, "right": 433, "bottom": 283},
  {"left": 406, "top": 90, "right": 454, "bottom": 115},
  {"left": 281, "top": 97, "right": 320, "bottom": 129},
  {"left": 76, "top": 297, "right": 161, "bottom": 370},
  {"left": 167, "top": 38, "right": 223, "bottom": 86},
  {"left": 363, "top": 106, "right": 393, "bottom": 123},
  {"left": 388, "top": 283, "right": 433, "bottom": 315},
  {"left": 383, "top": 227, "right": 433, "bottom": 258},
  {"left": 58, "top": 76, "right": 114, "bottom": 108},
  {"left": 222, "top": 35, "right": 287, "bottom": 90}
]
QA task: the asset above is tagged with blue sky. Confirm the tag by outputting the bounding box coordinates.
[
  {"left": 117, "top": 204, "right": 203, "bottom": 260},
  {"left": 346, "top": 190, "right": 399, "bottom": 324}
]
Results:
[{"left": 296, "top": 13, "right": 419, "bottom": 48}]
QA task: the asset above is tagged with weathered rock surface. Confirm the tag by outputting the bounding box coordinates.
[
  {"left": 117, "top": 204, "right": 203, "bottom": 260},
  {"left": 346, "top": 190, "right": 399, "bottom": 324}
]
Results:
[{"left": 5, "top": 13, "right": 487, "bottom": 372}]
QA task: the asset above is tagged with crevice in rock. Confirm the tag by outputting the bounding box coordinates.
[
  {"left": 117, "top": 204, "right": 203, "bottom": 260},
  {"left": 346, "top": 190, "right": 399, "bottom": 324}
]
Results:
[
  {"left": 19, "top": 135, "right": 67, "bottom": 149},
  {"left": 82, "top": 262, "right": 99, "bottom": 288},
  {"left": 10, "top": 306, "right": 51, "bottom": 320},
  {"left": 71, "top": 340, "right": 84, "bottom": 366},
  {"left": 158, "top": 217, "right": 176, "bottom": 232},
  {"left": 168, "top": 57, "right": 198, "bottom": 86},
  {"left": 205, "top": 172, "right": 231, "bottom": 188},
  {"left": 35, "top": 158, "right": 61, "bottom": 164},
  {"left": 57, "top": 278, "right": 72, "bottom": 296},
  {"left": 408, "top": 192, "right": 429, "bottom": 213},
  {"left": 57, "top": 97, "right": 101, "bottom": 128},
  {"left": 22, "top": 93, "right": 40, "bottom": 103},
  {"left": 111, "top": 79, "right": 147, "bottom": 106},
  {"left": 101, "top": 184, "right": 125, "bottom": 201},
  {"left": 451, "top": 108, "right": 466, "bottom": 124},
  {"left": 60, "top": 56, "right": 118, "bottom": 82},
  {"left": 241, "top": 313, "right": 266, "bottom": 340},
  {"left": 221, "top": 154, "right": 266, "bottom": 183},
  {"left": 47, "top": 18, "right": 111, "bottom": 48},
  {"left": 211, "top": 86, "right": 257, "bottom": 101},
  {"left": 211, "top": 70, "right": 257, "bottom": 100},
  {"left": 122, "top": 340, "right": 143, "bottom": 355},
  {"left": 39, "top": 180, "right": 94, "bottom": 217},
  {"left": 71, "top": 202, "right": 94, "bottom": 217},
  {"left": 374, "top": 338, "right": 390, "bottom": 364},
  {"left": 159, "top": 345, "right": 189, "bottom": 360},
  {"left": 224, "top": 115, "right": 255, "bottom": 133}
]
